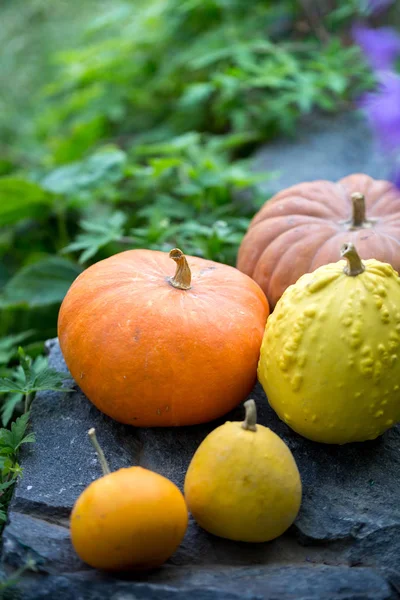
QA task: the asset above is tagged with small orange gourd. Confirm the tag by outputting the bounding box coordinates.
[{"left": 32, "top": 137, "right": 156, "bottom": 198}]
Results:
[
  {"left": 70, "top": 428, "right": 188, "bottom": 571},
  {"left": 58, "top": 248, "right": 269, "bottom": 426}
]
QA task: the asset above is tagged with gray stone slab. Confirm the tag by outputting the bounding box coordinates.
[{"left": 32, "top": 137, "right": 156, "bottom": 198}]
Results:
[
  {"left": 2, "top": 511, "right": 84, "bottom": 575},
  {"left": 255, "top": 111, "right": 390, "bottom": 196},
  {"left": 2, "top": 566, "right": 397, "bottom": 600},
  {"left": 1, "top": 338, "right": 400, "bottom": 599}
]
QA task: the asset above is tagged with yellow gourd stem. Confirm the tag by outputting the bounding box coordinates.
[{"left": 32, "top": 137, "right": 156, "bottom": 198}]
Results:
[
  {"left": 169, "top": 248, "right": 192, "bottom": 290},
  {"left": 350, "top": 192, "right": 366, "bottom": 228},
  {"left": 88, "top": 428, "right": 111, "bottom": 476},
  {"left": 341, "top": 242, "right": 365, "bottom": 277},
  {"left": 241, "top": 399, "right": 257, "bottom": 432}
]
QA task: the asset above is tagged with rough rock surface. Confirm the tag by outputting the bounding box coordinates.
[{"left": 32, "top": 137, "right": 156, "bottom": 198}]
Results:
[
  {"left": 1, "top": 338, "right": 400, "bottom": 599},
  {"left": 255, "top": 111, "right": 390, "bottom": 196}
]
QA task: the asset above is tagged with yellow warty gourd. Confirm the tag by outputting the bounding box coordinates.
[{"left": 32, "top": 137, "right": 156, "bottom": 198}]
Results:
[
  {"left": 184, "top": 400, "right": 302, "bottom": 543},
  {"left": 258, "top": 242, "right": 400, "bottom": 445}
]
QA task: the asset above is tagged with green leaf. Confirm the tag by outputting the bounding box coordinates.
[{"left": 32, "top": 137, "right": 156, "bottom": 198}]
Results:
[
  {"left": 0, "top": 456, "right": 13, "bottom": 471},
  {"left": 18, "top": 346, "right": 33, "bottom": 379},
  {"left": 0, "top": 368, "right": 71, "bottom": 396},
  {"left": 179, "top": 83, "right": 214, "bottom": 108},
  {"left": 42, "top": 147, "right": 127, "bottom": 196},
  {"left": 0, "top": 178, "right": 52, "bottom": 226},
  {"left": 62, "top": 211, "right": 127, "bottom": 263},
  {"left": 0, "top": 412, "right": 32, "bottom": 453},
  {"left": 52, "top": 116, "right": 108, "bottom": 164},
  {"left": 0, "top": 349, "right": 73, "bottom": 399},
  {"left": 0, "top": 558, "right": 37, "bottom": 589},
  {"left": 0, "top": 479, "right": 17, "bottom": 492},
  {"left": 30, "top": 367, "right": 73, "bottom": 393},
  {"left": 19, "top": 432, "right": 35, "bottom": 444},
  {"left": 1, "top": 393, "right": 23, "bottom": 427},
  {"left": 8, "top": 411, "right": 30, "bottom": 445},
  {"left": 148, "top": 157, "right": 183, "bottom": 177},
  {"left": 0, "top": 379, "right": 25, "bottom": 394},
  {"left": 327, "top": 74, "right": 347, "bottom": 95},
  {"left": 0, "top": 351, "right": 72, "bottom": 424},
  {"left": 1, "top": 257, "right": 82, "bottom": 308},
  {"left": 0, "top": 331, "right": 35, "bottom": 366}
]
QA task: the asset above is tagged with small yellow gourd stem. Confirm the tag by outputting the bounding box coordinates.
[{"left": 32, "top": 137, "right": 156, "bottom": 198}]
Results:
[
  {"left": 169, "top": 248, "right": 192, "bottom": 290},
  {"left": 341, "top": 242, "right": 365, "bottom": 277},
  {"left": 350, "top": 192, "right": 366, "bottom": 228},
  {"left": 88, "top": 428, "right": 111, "bottom": 476},
  {"left": 241, "top": 399, "right": 257, "bottom": 432}
]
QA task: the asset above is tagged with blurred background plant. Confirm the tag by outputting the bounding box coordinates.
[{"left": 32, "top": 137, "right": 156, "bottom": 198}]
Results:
[{"left": 0, "top": 0, "right": 398, "bottom": 432}]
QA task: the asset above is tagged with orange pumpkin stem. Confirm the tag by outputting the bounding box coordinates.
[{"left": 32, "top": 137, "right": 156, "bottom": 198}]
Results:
[
  {"left": 169, "top": 248, "right": 192, "bottom": 290},
  {"left": 88, "top": 428, "right": 111, "bottom": 476},
  {"left": 341, "top": 242, "right": 365, "bottom": 277},
  {"left": 350, "top": 192, "right": 366, "bottom": 228},
  {"left": 241, "top": 399, "right": 257, "bottom": 432}
]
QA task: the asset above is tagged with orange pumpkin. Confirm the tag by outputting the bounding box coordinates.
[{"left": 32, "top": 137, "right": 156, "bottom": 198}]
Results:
[
  {"left": 237, "top": 174, "right": 400, "bottom": 309},
  {"left": 71, "top": 428, "right": 188, "bottom": 570},
  {"left": 58, "top": 248, "right": 269, "bottom": 426}
]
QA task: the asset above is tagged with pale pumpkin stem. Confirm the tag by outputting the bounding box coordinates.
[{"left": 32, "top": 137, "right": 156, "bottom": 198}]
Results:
[
  {"left": 169, "top": 248, "right": 192, "bottom": 290},
  {"left": 350, "top": 192, "right": 366, "bottom": 228},
  {"left": 88, "top": 428, "right": 111, "bottom": 476},
  {"left": 241, "top": 399, "right": 257, "bottom": 432},
  {"left": 341, "top": 242, "right": 365, "bottom": 277}
]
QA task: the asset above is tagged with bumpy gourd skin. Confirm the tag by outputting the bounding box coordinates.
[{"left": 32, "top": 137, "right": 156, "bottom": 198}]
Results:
[
  {"left": 184, "top": 413, "right": 302, "bottom": 542},
  {"left": 258, "top": 258, "right": 400, "bottom": 444}
]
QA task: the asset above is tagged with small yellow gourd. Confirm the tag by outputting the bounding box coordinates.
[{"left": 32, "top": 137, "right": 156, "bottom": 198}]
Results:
[
  {"left": 184, "top": 400, "right": 302, "bottom": 543},
  {"left": 258, "top": 242, "right": 400, "bottom": 444}
]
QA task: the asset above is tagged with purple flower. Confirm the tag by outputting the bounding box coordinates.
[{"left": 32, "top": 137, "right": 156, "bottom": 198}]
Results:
[
  {"left": 364, "top": 0, "right": 394, "bottom": 14},
  {"left": 359, "top": 72, "right": 400, "bottom": 153},
  {"left": 352, "top": 25, "right": 400, "bottom": 71}
]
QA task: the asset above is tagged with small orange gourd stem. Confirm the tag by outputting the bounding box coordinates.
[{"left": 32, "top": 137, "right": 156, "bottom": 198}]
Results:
[{"left": 88, "top": 428, "right": 110, "bottom": 476}]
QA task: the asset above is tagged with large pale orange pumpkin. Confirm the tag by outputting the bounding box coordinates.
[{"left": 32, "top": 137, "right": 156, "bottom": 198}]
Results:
[
  {"left": 58, "top": 248, "right": 269, "bottom": 426},
  {"left": 237, "top": 174, "right": 400, "bottom": 309}
]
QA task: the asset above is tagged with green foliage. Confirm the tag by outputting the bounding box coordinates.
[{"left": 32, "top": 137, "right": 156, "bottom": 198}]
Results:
[
  {"left": 36, "top": 0, "right": 370, "bottom": 163},
  {"left": 42, "top": 146, "right": 127, "bottom": 200},
  {"left": 0, "top": 179, "right": 53, "bottom": 227},
  {"left": 0, "top": 348, "right": 72, "bottom": 397},
  {"left": 0, "top": 348, "right": 72, "bottom": 426},
  {"left": 0, "top": 332, "right": 35, "bottom": 366},
  {"left": 0, "top": 0, "right": 101, "bottom": 163},
  {"left": 0, "top": 412, "right": 35, "bottom": 524},
  {"left": 0, "top": 412, "right": 36, "bottom": 454},
  {"left": 56, "top": 133, "right": 264, "bottom": 265},
  {"left": 63, "top": 212, "right": 128, "bottom": 263},
  {"left": 0, "top": 348, "right": 72, "bottom": 525},
  {"left": 1, "top": 257, "right": 82, "bottom": 308},
  {"left": 0, "top": 559, "right": 37, "bottom": 592}
]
